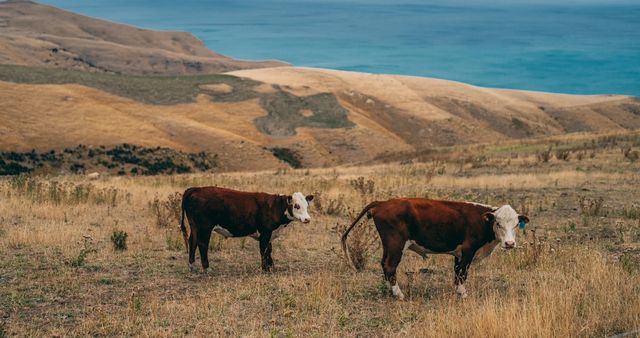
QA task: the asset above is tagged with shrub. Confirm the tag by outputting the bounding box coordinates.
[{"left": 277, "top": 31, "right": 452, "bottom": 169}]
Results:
[
  {"left": 338, "top": 209, "right": 381, "bottom": 271},
  {"left": 149, "top": 192, "right": 182, "bottom": 228},
  {"left": 165, "top": 229, "right": 184, "bottom": 251},
  {"left": 579, "top": 196, "right": 605, "bottom": 217},
  {"left": 622, "top": 147, "right": 639, "bottom": 162},
  {"left": 271, "top": 147, "right": 302, "bottom": 168},
  {"left": 620, "top": 204, "right": 640, "bottom": 220},
  {"left": 111, "top": 230, "right": 128, "bottom": 251},
  {"left": 555, "top": 149, "right": 571, "bottom": 161},
  {"left": 537, "top": 146, "right": 552, "bottom": 163},
  {"left": 68, "top": 237, "right": 97, "bottom": 267},
  {"left": 318, "top": 194, "right": 348, "bottom": 216},
  {"left": 0, "top": 161, "right": 32, "bottom": 175},
  {"left": 349, "top": 176, "right": 375, "bottom": 196}
]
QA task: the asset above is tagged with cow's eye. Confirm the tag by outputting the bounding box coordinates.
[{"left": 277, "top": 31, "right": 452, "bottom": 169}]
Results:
[{"left": 294, "top": 204, "right": 300, "bottom": 209}]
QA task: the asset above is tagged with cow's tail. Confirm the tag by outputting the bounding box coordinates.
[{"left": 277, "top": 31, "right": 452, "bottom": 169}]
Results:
[
  {"left": 341, "top": 201, "right": 380, "bottom": 271},
  {"left": 180, "top": 190, "right": 191, "bottom": 254}
]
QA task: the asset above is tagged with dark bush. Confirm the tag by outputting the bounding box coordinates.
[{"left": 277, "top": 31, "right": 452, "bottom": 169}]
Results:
[
  {"left": 271, "top": 147, "right": 302, "bottom": 168},
  {"left": 111, "top": 231, "right": 128, "bottom": 251},
  {"left": 0, "top": 162, "right": 32, "bottom": 175}
]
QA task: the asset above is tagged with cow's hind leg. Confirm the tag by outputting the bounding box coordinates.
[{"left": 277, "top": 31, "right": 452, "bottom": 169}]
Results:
[
  {"left": 188, "top": 228, "right": 198, "bottom": 272},
  {"left": 197, "top": 226, "right": 213, "bottom": 274},
  {"left": 380, "top": 233, "right": 406, "bottom": 300}
]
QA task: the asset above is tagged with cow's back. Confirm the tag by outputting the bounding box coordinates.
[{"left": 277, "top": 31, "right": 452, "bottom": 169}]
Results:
[
  {"left": 183, "top": 187, "right": 263, "bottom": 227},
  {"left": 372, "top": 198, "right": 492, "bottom": 252}
]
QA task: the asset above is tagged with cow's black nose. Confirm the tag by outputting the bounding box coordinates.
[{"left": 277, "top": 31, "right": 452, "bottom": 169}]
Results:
[
  {"left": 303, "top": 219, "right": 310, "bottom": 224},
  {"left": 504, "top": 241, "right": 515, "bottom": 249}
]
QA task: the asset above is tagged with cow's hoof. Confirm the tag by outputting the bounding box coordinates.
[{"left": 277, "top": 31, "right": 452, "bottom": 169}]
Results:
[
  {"left": 189, "top": 263, "right": 196, "bottom": 273},
  {"left": 391, "top": 284, "right": 405, "bottom": 300},
  {"left": 456, "top": 284, "right": 468, "bottom": 299}
]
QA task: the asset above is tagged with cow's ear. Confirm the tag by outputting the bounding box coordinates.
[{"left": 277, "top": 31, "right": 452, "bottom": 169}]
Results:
[
  {"left": 482, "top": 212, "right": 495, "bottom": 224},
  {"left": 305, "top": 195, "right": 314, "bottom": 202},
  {"left": 518, "top": 215, "right": 530, "bottom": 224},
  {"left": 286, "top": 196, "right": 293, "bottom": 204}
]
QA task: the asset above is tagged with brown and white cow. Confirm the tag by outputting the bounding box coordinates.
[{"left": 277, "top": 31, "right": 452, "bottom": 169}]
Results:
[
  {"left": 180, "top": 187, "right": 314, "bottom": 273},
  {"left": 341, "top": 198, "right": 529, "bottom": 299}
]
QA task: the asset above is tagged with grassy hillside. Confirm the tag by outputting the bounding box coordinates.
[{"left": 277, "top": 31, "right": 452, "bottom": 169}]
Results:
[
  {"left": 0, "top": 1, "right": 287, "bottom": 74},
  {"left": 1, "top": 132, "right": 639, "bottom": 336},
  {"left": 1, "top": 64, "right": 639, "bottom": 171}
]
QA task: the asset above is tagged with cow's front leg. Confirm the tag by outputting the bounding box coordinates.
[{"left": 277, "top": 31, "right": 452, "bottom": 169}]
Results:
[
  {"left": 259, "top": 231, "right": 274, "bottom": 272},
  {"left": 453, "top": 249, "right": 474, "bottom": 298}
]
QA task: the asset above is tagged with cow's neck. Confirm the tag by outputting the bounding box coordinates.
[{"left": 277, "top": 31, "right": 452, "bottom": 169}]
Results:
[
  {"left": 278, "top": 195, "right": 294, "bottom": 226},
  {"left": 471, "top": 205, "right": 500, "bottom": 261},
  {"left": 475, "top": 204, "right": 498, "bottom": 243}
]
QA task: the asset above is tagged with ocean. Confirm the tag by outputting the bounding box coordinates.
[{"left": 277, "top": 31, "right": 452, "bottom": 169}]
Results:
[{"left": 40, "top": 0, "right": 640, "bottom": 96}]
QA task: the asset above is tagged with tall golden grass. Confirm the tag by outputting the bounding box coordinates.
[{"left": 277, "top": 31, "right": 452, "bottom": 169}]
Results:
[{"left": 1, "top": 138, "right": 639, "bottom": 337}]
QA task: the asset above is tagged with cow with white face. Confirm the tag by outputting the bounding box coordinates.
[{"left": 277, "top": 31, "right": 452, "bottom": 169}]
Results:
[
  {"left": 286, "top": 192, "right": 312, "bottom": 224},
  {"left": 488, "top": 205, "right": 529, "bottom": 250},
  {"left": 342, "top": 198, "right": 530, "bottom": 300},
  {"left": 180, "top": 187, "right": 314, "bottom": 273}
]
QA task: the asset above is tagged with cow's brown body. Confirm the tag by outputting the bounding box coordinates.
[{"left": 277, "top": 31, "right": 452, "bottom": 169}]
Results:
[
  {"left": 342, "top": 198, "right": 515, "bottom": 299},
  {"left": 180, "top": 187, "right": 296, "bottom": 272}
]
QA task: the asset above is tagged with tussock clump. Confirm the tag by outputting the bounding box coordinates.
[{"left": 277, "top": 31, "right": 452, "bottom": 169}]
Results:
[
  {"left": 349, "top": 176, "right": 375, "bottom": 196},
  {"left": 537, "top": 146, "right": 552, "bottom": 163},
  {"left": 110, "top": 231, "right": 128, "bottom": 251},
  {"left": 148, "top": 192, "right": 182, "bottom": 228},
  {"left": 622, "top": 146, "right": 639, "bottom": 162},
  {"left": 316, "top": 193, "right": 349, "bottom": 216},
  {"left": 67, "top": 237, "right": 97, "bottom": 267},
  {"left": 338, "top": 210, "right": 380, "bottom": 271},
  {"left": 165, "top": 229, "right": 184, "bottom": 252},
  {"left": 555, "top": 149, "right": 571, "bottom": 161},
  {"left": 579, "top": 196, "right": 605, "bottom": 217},
  {"left": 4, "top": 175, "right": 126, "bottom": 206}
]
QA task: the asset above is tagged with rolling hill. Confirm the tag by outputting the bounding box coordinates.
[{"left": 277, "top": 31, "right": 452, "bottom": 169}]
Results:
[
  {"left": 0, "top": 0, "right": 288, "bottom": 74},
  {"left": 0, "top": 1, "right": 639, "bottom": 173},
  {"left": 1, "top": 64, "right": 639, "bottom": 172}
]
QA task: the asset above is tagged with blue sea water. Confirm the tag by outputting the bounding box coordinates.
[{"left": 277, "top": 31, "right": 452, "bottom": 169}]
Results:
[{"left": 40, "top": 0, "right": 640, "bottom": 96}]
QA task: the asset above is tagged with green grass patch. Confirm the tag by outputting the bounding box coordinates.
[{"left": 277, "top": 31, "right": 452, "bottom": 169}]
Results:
[{"left": 0, "top": 64, "right": 255, "bottom": 105}]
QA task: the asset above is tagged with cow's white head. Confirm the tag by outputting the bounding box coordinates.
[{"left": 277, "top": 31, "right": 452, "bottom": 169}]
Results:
[
  {"left": 483, "top": 205, "right": 529, "bottom": 249},
  {"left": 286, "top": 192, "right": 314, "bottom": 223}
]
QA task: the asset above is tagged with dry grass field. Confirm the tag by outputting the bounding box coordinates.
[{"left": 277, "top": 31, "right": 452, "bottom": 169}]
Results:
[{"left": 1, "top": 131, "right": 640, "bottom": 337}]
